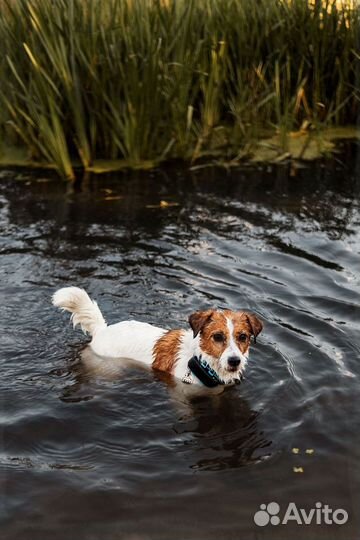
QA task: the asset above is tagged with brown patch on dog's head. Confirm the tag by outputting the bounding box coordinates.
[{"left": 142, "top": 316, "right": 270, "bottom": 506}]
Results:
[
  {"left": 227, "top": 311, "right": 252, "bottom": 354},
  {"left": 244, "top": 312, "right": 263, "bottom": 342},
  {"left": 189, "top": 309, "right": 263, "bottom": 349},
  {"left": 192, "top": 310, "right": 229, "bottom": 359},
  {"left": 227, "top": 311, "right": 263, "bottom": 351},
  {"left": 188, "top": 310, "right": 214, "bottom": 338}
]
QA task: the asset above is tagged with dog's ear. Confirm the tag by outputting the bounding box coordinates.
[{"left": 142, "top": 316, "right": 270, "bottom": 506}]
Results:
[
  {"left": 245, "top": 313, "right": 263, "bottom": 343},
  {"left": 188, "top": 310, "right": 213, "bottom": 338}
]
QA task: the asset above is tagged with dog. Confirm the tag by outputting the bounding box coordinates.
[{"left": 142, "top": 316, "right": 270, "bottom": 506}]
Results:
[{"left": 52, "top": 287, "right": 263, "bottom": 388}]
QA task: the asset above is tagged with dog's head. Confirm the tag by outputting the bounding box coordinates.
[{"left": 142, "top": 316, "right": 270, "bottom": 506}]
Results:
[{"left": 189, "top": 309, "right": 263, "bottom": 383}]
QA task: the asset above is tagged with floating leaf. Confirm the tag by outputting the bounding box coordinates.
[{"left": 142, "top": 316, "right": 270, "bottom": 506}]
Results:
[
  {"left": 305, "top": 449, "right": 314, "bottom": 455},
  {"left": 103, "top": 196, "right": 123, "bottom": 201},
  {"left": 292, "top": 448, "right": 300, "bottom": 454},
  {"left": 146, "top": 201, "right": 179, "bottom": 209},
  {"left": 293, "top": 467, "right": 304, "bottom": 473}
]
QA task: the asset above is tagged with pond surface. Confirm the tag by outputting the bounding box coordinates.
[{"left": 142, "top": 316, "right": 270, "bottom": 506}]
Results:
[{"left": 1, "top": 143, "right": 360, "bottom": 540}]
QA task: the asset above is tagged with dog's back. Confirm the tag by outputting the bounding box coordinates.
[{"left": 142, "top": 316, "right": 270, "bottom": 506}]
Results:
[
  {"left": 53, "top": 287, "right": 166, "bottom": 364},
  {"left": 91, "top": 320, "right": 166, "bottom": 363}
]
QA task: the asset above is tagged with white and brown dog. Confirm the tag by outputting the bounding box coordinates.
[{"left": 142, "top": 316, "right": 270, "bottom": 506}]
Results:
[{"left": 52, "top": 287, "right": 263, "bottom": 388}]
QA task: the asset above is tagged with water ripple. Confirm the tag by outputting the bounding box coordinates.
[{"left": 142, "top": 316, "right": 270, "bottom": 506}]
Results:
[{"left": 1, "top": 148, "right": 360, "bottom": 538}]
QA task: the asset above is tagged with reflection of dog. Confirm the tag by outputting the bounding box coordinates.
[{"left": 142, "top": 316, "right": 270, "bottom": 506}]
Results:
[{"left": 53, "top": 287, "right": 263, "bottom": 389}]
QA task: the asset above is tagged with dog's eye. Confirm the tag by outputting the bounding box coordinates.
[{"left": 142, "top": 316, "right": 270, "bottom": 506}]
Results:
[
  {"left": 213, "top": 333, "right": 225, "bottom": 343},
  {"left": 238, "top": 333, "right": 247, "bottom": 342}
]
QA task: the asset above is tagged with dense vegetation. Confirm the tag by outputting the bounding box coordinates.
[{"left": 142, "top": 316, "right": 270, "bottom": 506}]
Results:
[{"left": 0, "top": 0, "right": 358, "bottom": 179}]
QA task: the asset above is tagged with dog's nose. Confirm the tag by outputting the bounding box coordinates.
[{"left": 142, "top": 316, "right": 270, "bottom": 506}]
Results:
[{"left": 228, "top": 356, "right": 241, "bottom": 368}]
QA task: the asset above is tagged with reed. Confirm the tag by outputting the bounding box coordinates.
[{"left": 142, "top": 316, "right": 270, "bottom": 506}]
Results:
[{"left": 0, "top": 0, "right": 358, "bottom": 179}]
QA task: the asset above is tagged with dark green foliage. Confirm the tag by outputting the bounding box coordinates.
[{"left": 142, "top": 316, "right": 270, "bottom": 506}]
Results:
[{"left": 0, "top": 0, "right": 358, "bottom": 179}]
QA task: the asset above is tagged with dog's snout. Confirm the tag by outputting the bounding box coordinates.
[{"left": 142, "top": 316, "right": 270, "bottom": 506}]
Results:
[{"left": 228, "top": 356, "right": 241, "bottom": 368}]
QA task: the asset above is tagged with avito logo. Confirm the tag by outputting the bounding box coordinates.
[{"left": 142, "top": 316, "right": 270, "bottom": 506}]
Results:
[{"left": 254, "top": 502, "right": 348, "bottom": 527}]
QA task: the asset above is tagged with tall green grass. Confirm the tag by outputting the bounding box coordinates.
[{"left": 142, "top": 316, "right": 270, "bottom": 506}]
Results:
[{"left": 0, "top": 0, "right": 358, "bottom": 179}]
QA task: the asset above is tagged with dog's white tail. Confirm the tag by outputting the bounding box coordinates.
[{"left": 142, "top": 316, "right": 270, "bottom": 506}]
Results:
[{"left": 52, "top": 287, "right": 107, "bottom": 336}]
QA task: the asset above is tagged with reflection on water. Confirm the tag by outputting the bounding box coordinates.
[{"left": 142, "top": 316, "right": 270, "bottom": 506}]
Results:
[
  {"left": 174, "top": 394, "right": 272, "bottom": 472},
  {"left": 79, "top": 346, "right": 272, "bottom": 472},
  {"left": 0, "top": 141, "right": 360, "bottom": 539}
]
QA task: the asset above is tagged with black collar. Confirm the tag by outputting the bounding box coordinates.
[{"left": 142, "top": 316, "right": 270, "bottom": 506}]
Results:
[{"left": 188, "top": 355, "right": 224, "bottom": 388}]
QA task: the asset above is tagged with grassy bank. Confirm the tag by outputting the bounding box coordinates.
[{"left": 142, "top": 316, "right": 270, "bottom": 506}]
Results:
[{"left": 0, "top": 0, "right": 359, "bottom": 179}]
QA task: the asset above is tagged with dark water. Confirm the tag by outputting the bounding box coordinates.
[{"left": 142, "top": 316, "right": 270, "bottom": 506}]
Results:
[{"left": 1, "top": 143, "right": 360, "bottom": 540}]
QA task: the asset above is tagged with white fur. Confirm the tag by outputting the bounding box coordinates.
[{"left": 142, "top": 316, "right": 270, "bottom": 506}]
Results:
[
  {"left": 52, "top": 287, "right": 106, "bottom": 335},
  {"left": 91, "top": 321, "right": 166, "bottom": 365},
  {"left": 173, "top": 331, "right": 201, "bottom": 380}
]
